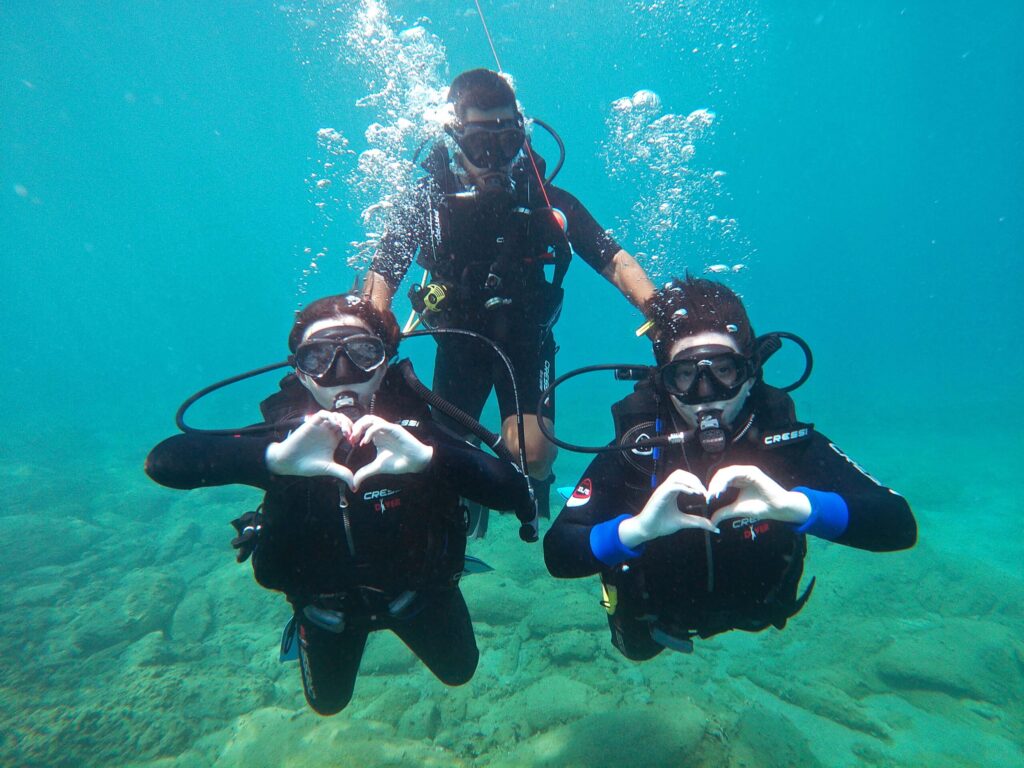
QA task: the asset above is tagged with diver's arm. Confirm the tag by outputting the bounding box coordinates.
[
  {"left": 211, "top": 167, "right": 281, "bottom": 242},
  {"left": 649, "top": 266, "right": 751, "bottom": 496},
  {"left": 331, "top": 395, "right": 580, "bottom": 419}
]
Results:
[
  {"left": 548, "top": 187, "right": 654, "bottom": 309},
  {"left": 362, "top": 270, "right": 396, "bottom": 313},
  {"left": 426, "top": 429, "right": 533, "bottom": 515},
  {"left": 543, "top": 452, "right": 637, "bottom": 578},
  {"left": 601, "top": 249, "right": 656, "bottom": 309},
  {"left": 785, "top": 433, "right": 916, "bottom": 552},
  {"left": 145, "top": 433, "right": 276, "bottom": 491},
  {"left": 365, "top": 180, "right": 433, "bottom": 310}
]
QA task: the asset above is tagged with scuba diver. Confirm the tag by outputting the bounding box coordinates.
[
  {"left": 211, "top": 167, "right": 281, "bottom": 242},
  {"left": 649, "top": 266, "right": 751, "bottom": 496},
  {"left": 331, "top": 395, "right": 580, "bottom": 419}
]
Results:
[
  {"left": 145, "top": 292, "right": 532, "bottom": 715},
  {"left": 542, "top": 276, "right": 917, "bottom": 659},
  {"left": 362, "top": 68, "right": 655, "bottom": 534}
]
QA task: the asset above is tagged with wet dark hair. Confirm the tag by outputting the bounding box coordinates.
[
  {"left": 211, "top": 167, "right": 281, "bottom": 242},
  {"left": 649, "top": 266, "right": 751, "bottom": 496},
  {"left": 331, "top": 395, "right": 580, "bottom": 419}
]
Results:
[
  {"left": 646, "top": 275, "right": 755, "bottom": 364},
  {"left": 447, "top": 68, "right": 518, "bottom": 121},
  {"left": 288, "top": 292, "right": 401, "bottom": 358}
]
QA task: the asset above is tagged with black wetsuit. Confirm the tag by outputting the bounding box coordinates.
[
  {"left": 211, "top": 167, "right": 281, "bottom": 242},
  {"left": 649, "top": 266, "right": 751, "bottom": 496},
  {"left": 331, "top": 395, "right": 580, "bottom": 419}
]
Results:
[
  {"left": 543, "top": 382, "right": 917, "bottom": 660},
  {"left": 146, "top": 370, "right": 531, "bottom": 714},
  {"left": 371, "top": 147, "right": 621, "bottom": 423}
]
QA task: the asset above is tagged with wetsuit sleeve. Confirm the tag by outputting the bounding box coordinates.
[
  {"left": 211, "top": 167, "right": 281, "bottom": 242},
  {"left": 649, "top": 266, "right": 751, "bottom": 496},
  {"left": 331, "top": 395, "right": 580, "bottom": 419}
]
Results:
[
  {"left": 785, "top": 432, "right": 917, "bottom": 552},
  {"left": 145, "top": 433, "right": 276, "bottom": 491},
  {"left": 368, "top": 181, "right": 435, "bottom": 292},
  {"left": 543, "top": 450, "right": 636, "bottom": 578},
  {"left": 547, "top": 186, "right": 622, "bottom": 274},
  {"left": 426, "top": 434, "right": 533, "bottom": 515}
]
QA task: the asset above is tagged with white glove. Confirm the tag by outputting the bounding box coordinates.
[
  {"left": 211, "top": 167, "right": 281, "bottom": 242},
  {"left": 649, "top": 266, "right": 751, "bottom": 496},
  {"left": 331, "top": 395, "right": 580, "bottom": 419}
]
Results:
[
  {"left": 708, "top": 465, "right": 811, "bottom": 528},
  {"left": 349, "top": 415, "right": 434, "bottom": 490},
  {"left": 618, "top": 469, "right": 720, "bottom": 549},
  {"left": 265, "top": 410, "right": 355, "bottom": 486}
]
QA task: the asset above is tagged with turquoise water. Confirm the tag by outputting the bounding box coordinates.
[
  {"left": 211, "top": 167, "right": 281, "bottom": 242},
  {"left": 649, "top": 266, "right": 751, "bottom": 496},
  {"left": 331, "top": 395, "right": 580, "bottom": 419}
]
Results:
[{"left": 2, "top": 2, "right": 1022, "bottom": 766}]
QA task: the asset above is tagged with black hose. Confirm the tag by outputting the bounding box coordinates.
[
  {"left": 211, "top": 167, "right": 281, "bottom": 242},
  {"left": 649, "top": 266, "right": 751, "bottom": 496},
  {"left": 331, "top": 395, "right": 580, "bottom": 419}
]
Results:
[
  {"left": 176, "top": 360, "right": 294, "bottom": 435},
  {"left": 403, "top": 327, "right": 539, "bottom": 542},
  {"left": 536, "top": 364, "right": 690, "bottom": 453},
  {"left": 397, "top": 360, "right": 512, "bottom": 463},
  {"left": 531, "top": 117, "right": 565, "bottom": 184}
]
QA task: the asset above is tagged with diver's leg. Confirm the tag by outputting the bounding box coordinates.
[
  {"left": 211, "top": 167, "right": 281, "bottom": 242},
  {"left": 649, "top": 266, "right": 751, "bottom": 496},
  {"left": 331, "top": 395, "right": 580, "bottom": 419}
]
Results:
[
  {"left": 389, "top": 588, "right": 479, "bottom": 685},
  {"left": 296, "top": 612, "right": 369, "bottom": 715},
  {"left": 433, "top": 333, "right": 497, "bottom": 537},
  {"left": 498, "top": 330, "right": 557, "bottom": 482},
  {"left": 431, "top": 332, "right": 493, "bottom": 427}
]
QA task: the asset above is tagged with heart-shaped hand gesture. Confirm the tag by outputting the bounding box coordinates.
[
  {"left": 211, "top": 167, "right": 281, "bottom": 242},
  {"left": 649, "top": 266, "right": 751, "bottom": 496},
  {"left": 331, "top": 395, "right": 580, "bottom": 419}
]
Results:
[
  {"left": 618, "top": 469, "right": 720, "bottom": 549},
  {"left": 707, "top": 465, "right": 811, "bottom": 528},
  {"left": 265, "top": 410, "right": 356, "bottom": 486},
  {"left": 349, "top": 415, "right": 434, "bottom": 490}
]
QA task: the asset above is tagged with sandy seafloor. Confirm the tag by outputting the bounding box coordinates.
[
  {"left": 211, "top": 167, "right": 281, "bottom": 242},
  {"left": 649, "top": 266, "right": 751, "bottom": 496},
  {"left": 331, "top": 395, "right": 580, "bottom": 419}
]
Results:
[{"left": 2, "top": 410, "right": 1022, "bottom": 768}]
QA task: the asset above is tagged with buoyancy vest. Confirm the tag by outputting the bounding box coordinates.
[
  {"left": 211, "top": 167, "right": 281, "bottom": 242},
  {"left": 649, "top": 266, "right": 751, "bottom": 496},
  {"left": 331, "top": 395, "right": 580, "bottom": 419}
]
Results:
[
  {"left": 605, "top": 379, "right": 816, "bottom": 641},
  {"left": 413, "top": 143, "right": 569, "bottom": 327},
  {"left": 247, "top": 370, "right": 467, "bottom": 602}
]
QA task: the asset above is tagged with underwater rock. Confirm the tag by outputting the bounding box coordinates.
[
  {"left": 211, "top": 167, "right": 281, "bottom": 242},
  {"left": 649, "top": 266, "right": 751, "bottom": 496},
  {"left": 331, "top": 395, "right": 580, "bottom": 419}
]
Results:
[
  {"left": 170, "top": 590, "right": 213, "bottom": 644},
  {"left": 396, "top": 698, "right": 441, "bottom": 740},
  {"left": 356, "top": 678, "right": 422, "bottom": 726},
  {"left": 0, "top": 514, "right": 104, "bottom": 573},
  {"left": 543, "top": 628, "right": 603, "bottom": 667},
  {"left": 730, "top": 663, "right": 889, "bottom": 740},
  {"left": 360, "top": 631, "right": 418, "bottom": 675},
  {"left": 123, "top": 630, "right": 174, "bottom": 667},
  {"left": 199, "top": 707, "right": 464, "bottom": 767},
  {"left": 465, "top": 577, "right": 533, "bottom": 626},
  {"left": 874, "top": 618, "right": 1023, "bottom": 705},
  {"left": 69, "top": 569, "right": 184, "bottom": 655},
  {"left": 722, "top": 704, "right": 824, "bottom": 768},
  {"left": 513, "top": 675, "right": 600, "bottom": 734},
  {"left": 522, "top": 584, "right": 604, "bottom": 638},
  {"left": 154, "top": 519, "right": 203, "bottom": 564},
  {"left": 490, "top": 704, "right": 704, "bottom": 768}
]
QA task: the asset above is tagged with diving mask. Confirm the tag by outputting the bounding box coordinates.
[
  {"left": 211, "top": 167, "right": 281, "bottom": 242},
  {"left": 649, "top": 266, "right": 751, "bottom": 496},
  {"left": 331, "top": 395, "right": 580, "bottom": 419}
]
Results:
[
  {"left": 660, "top": 345, "right": 754, "bottom": 405},
  {"left": 449, "top": 117, "right": 525, "bottom": 170},
  {"left": 293, "top": 328, "right": 387, "bottom": 386}
]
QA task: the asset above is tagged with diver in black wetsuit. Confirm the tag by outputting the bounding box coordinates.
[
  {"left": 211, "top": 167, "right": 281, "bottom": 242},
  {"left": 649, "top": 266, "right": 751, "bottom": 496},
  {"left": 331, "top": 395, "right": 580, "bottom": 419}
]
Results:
[
  {"left": 543, "top": 277, "right": 917, "bottom": 659},
  {"left": 362, "top": 68, "right": 655, "bottom": 531},
  {"left": 146, "top": 292, "right": 531, "bottom": 715}
]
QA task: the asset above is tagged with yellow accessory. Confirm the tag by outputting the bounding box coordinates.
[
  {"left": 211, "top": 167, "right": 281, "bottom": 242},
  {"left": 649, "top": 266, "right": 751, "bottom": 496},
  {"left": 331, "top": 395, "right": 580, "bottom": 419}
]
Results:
[
  {"left": 635, "top": 319, "right": 655, "bottom": 338},
  {"left": 600, "top": 582, "right": 618, "bottom": 615},
  {"left": 421, "top": 283, "right": 448, "bottom": 312}
]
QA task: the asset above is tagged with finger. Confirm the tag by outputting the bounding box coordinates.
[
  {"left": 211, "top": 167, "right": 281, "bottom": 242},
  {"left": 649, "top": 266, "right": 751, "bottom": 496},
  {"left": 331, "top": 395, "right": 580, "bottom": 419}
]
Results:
[
  {"left": 359, "top": 422, "right": 391, "bottom": 447},
  {"left": 352, "top": 454, "right": 388, "bottom": 490},
  {"left": 324, "top": 463, "right": 355, "bottom": 488},
  {"left": 677, "top": 512, "right": 720, "bottom": 535},
  {"left": 660, "top": 473, "right": 708, "bottom": 500},
  {"left": 664, "top": 469, "right": 709, "bottom": 495},
  {"left": 324, "top": 411, "right": 354, "bottom": 438},
  {"left": 707, "top": 465, "right": 763, "bottom": 500},
  {"left": 349, "top": 415, "right": 383, "bottom": 445}
]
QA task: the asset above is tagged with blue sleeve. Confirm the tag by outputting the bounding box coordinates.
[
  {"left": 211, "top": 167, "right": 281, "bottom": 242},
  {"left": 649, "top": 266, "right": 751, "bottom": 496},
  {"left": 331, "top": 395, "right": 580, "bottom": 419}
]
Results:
[
  {"left": 791, "top": 486, "right": 849, "bottom": 541},
  {"left": 590, "top": 514, "right": 645, "bottom": 566}
]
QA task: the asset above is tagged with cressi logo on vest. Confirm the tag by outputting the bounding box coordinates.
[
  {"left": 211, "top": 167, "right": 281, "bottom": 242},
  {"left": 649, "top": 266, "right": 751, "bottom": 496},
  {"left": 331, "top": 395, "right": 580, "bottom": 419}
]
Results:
[
  {"left": 762, "top": 427, "right": 810, "bottom": 447},
  {"left": 363, "top": 488, "right": 399, "bottom": 501},
  {"left": 567, "top": 478, "right": 592, "bottom": 507}
]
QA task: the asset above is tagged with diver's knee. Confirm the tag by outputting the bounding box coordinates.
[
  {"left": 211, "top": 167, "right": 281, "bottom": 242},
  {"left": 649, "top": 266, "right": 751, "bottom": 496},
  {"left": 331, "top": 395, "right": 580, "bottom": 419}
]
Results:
[{"left": 307, "top": 694, "right": 352, "bottom": 716}]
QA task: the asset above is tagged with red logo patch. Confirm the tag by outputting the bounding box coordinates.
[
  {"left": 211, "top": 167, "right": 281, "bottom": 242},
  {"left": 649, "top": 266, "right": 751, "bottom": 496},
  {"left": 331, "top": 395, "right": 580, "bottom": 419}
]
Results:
[{"left": 567, "top": 478, "right": 592, "bottom": 507}]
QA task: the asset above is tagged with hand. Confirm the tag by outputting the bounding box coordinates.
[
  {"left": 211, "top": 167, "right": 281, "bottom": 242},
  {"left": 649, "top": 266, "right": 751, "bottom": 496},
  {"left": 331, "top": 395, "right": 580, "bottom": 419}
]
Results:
[
  {"left": 265, "top": 411, "right": 355, "bottom": 486},
  {"left": 618, "top": 469, "right": 719, "bottom": 548},
  {"left": 349, "top": 415, "right": 434, "bottom": 490},
  {"left": 708, "top": 465, "right": 811, "bottom": 528}
]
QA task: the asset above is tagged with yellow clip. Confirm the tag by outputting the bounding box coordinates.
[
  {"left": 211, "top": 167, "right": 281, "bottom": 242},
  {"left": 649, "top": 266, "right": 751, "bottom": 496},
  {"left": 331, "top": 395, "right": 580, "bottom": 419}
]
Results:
[
  {"left": 635, "top": 319, "right": 655, "bottom": 338},
  {"left": 600, "top": 582, "right": 618, "bottom": 615}
]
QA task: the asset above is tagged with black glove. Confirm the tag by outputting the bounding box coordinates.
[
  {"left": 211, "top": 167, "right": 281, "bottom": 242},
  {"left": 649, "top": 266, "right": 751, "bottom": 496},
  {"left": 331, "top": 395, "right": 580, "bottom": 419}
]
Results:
[{"left": 229, "top": 509, "right": 262, "bottom": 563}]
